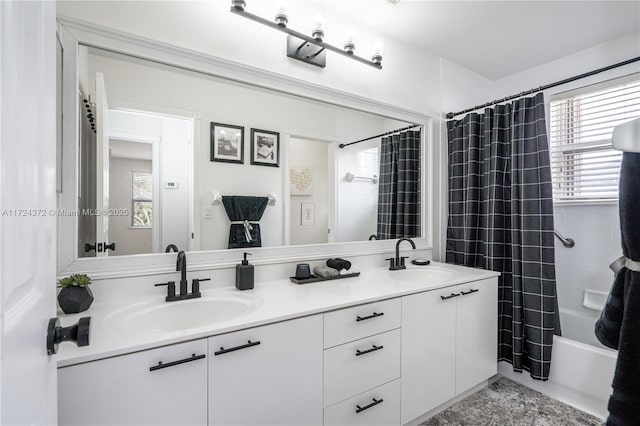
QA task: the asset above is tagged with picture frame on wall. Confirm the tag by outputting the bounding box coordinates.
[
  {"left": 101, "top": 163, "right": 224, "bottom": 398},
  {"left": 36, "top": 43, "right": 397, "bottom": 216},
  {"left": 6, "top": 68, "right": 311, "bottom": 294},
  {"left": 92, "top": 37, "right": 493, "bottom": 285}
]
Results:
[
  {"left": 251, "top": 128, "right": 280, "bottom": 167},
  {"left": 211, "top": 122, "right": 244, "bottom": 164}
]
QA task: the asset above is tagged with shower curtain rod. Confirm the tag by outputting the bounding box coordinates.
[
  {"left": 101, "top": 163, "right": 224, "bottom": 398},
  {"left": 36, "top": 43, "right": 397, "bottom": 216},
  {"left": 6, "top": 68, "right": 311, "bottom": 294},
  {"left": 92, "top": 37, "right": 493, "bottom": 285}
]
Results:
[
  {"left": 446, "top": 56, "right": 640, "bottom": 120},
  {"left": 338, "top": 124, "right": 422, "bottom": 148}
]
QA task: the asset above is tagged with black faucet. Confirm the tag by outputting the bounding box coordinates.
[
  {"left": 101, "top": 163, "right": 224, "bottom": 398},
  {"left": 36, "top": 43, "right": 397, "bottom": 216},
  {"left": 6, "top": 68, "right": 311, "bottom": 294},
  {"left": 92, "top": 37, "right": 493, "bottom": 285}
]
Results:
[
  {"left": 387, "top": 237, "right": 416, "bottom": 270},
  {"left": 154, "top": 251, "right": 210, "bottom": 302},
  {"left": 164, "top": 244, "right": 179, "bottom": 253},
  {"left": 177, "top": 251, "right": 189, "bottom": 295}
]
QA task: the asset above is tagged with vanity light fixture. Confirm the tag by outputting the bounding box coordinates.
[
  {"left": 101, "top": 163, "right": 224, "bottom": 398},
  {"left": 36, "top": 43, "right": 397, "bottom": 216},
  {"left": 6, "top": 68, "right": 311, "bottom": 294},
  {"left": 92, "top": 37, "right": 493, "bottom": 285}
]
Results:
[{"left": 229, "top": 1, "right": 383, "bottom": 70}]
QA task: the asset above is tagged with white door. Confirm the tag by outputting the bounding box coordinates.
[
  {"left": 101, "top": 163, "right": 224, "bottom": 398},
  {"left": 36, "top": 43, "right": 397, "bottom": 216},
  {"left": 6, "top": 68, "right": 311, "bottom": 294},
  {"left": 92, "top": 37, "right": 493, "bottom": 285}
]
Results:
[
  {"left": 0, "top": 1, "right": 58, "bottom": 425},
  {"left": 95, "top": 72, "right": 110, "bottom": 256}
]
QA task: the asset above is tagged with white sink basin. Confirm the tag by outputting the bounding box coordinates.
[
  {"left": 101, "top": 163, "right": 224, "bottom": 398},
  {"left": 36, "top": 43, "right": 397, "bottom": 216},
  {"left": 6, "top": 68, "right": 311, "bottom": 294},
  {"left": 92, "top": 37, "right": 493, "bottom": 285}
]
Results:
[
  {"left": 391, "top": 266, "right": 459, "bottom": 283},
  {"left": 104, "top": 293, "right": 263, "bottom": 333}
]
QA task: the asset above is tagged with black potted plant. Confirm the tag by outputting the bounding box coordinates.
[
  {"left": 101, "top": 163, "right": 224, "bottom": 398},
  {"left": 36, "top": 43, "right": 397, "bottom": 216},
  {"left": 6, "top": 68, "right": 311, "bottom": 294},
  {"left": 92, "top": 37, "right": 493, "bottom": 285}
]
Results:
[{"left": 57, "top": 274, "right": 94, "bottom": 314}]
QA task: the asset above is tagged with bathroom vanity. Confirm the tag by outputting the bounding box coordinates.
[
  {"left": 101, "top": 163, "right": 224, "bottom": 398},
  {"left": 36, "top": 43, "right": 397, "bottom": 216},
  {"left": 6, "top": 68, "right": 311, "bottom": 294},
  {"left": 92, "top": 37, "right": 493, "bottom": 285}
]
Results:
[{"left": 57, "top": 262, "right": 498, "bottom": 426}]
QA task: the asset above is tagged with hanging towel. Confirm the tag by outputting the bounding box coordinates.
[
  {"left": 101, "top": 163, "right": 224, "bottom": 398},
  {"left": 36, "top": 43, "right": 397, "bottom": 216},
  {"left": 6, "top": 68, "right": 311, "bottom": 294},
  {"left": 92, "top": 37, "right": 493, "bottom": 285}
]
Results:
[
  {"left": 221, "top": 196, "right": 269, "bottom": 249},
  {"left": 595, "top": 152, "right": 640, "bottom": 425}
]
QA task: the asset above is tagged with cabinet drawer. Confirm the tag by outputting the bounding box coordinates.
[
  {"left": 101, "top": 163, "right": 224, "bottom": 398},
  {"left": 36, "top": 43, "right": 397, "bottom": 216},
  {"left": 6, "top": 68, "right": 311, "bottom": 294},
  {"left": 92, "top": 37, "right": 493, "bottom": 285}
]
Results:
[
  {"left": 324, "top": 328, "right": 401, "bottom": 407},
  {"left": 324, "top": 298, "right": 400, "bottom": 348},
  {"left": 324, "top": 379, "right": 400, "bottom": 426},
  {"left": 58, "top": 339, "right": 208, "bottom": 426}
]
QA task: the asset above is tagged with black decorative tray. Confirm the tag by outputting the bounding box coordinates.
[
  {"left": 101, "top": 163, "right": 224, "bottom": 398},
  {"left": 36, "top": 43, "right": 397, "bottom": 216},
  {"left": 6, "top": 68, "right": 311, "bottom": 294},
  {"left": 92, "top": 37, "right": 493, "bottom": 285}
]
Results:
[{"left": 289, "top": 272, "right": 360, "bottom": 285}]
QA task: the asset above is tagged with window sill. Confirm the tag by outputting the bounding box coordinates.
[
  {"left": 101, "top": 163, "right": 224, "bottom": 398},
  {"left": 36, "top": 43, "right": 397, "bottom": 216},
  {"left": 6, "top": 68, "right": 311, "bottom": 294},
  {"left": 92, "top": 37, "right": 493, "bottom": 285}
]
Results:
[
  {"left": 553, "top": 199, "right": 618, "bottom": 207},
  {"left": 129, "top": 226, "right": 152, "bottom": 229}
]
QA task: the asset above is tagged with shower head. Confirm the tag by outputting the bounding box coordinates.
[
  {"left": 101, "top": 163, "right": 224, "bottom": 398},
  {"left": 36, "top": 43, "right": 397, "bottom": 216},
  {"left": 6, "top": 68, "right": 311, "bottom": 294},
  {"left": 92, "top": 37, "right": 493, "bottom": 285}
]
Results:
[{"left": 612, "top": 117, "right": 640, "bottom": 153}]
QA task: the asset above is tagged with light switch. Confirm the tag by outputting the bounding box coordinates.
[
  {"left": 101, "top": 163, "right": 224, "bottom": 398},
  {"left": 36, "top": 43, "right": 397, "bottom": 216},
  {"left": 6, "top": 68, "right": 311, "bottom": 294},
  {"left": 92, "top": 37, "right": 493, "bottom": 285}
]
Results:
[{"left": 204, "top": 207, "right": 212, "bottom": 219}]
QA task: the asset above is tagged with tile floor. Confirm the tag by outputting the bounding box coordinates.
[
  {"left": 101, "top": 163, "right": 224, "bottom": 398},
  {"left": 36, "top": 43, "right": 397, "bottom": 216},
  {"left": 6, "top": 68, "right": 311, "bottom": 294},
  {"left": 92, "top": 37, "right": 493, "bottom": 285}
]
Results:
[{"left": 422, "top": 378, "right": 604, "bottom": 426}]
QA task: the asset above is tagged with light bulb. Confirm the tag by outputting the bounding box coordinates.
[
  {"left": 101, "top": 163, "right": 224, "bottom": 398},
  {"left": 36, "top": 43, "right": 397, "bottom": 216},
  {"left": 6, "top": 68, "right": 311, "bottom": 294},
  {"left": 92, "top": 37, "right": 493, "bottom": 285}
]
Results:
[
  {"left": 275, "top": 0, "right": 288, "bottom": 27},
  {"left": 231, "top": 0, "right": 246, "bottom": 11},
  {"left": 344, "top": 29, "right": 356, "bottom": 54},
  {"left": 312, "top": 15, "right": 324, "bottom": 42},
  {"left": 371, "top": 41, "right": 384, "bottom": 65}
]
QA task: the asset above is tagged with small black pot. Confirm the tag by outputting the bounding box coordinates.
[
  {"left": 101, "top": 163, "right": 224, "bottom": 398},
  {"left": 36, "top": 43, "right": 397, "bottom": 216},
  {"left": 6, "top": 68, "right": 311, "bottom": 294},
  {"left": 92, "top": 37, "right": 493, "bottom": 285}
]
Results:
[{"left": 58, "top": 286, "right": 94, "bottom": 314}]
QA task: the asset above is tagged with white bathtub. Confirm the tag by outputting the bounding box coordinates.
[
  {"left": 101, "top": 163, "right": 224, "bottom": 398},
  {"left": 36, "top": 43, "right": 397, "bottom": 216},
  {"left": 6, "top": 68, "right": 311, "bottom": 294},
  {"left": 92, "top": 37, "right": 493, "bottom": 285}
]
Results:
[{"left": 498, "top": 309, "right": 617, "bottom": 420}]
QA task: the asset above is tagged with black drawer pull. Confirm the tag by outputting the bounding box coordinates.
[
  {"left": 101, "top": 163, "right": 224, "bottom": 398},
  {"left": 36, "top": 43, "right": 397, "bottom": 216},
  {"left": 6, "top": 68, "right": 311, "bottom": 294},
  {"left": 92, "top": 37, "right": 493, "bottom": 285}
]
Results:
[
  {"left": 355, "top": 344, "right": 384, "bottom": 357},
  {"left": 356, "top": 312, "right": 384, "bottom": 322},
  {"left": 214, "top": 340, "right": 261, "bottom": 356},
  {"left": 149, "top": 353, "right": 205, "bottom": 371},
  {"left": 441, "top": 293, "right": 461, "bottom": 300},
  {"left": 355, "top": 398, "right": 384, "bottom": 414},
  {"left": 461, "top": 288, "right": 479, "bottom": 296}
]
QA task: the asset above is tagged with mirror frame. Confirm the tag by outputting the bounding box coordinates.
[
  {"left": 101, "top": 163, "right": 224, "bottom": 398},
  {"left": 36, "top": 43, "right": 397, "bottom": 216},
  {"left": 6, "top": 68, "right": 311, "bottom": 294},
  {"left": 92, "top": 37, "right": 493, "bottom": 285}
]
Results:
[{"left": 57, "top": 17, "right": 434, "bottom": 279}]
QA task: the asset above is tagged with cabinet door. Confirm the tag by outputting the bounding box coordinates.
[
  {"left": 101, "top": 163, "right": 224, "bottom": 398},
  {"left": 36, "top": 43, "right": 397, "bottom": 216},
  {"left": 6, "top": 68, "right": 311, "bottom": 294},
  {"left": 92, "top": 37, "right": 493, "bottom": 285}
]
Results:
[
  {"left": 401, "top": 289, "right": 457, "bottom": 424},
  {"left": 208, "top": 315, "right": 323, "bottom": 426},
  {"left": 456, "top": 278, "right": 498, "bottom": 394},
  {"left": 58, "top": 339, "right": 208, "bottom": 426}
]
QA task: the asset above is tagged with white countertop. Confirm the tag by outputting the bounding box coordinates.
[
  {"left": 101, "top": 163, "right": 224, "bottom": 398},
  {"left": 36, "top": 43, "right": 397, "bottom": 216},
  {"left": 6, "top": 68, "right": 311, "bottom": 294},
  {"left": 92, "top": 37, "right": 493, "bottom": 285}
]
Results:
[{"left": 57, "top": 262, "right": 499, "bottom": 367}]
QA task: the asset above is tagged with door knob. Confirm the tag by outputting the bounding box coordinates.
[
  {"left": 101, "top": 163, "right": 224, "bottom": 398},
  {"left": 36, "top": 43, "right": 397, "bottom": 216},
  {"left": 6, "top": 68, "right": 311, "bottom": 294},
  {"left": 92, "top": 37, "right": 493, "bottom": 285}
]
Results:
[{"left": 46, "top": 317, "right": 91, "bottom": 355}]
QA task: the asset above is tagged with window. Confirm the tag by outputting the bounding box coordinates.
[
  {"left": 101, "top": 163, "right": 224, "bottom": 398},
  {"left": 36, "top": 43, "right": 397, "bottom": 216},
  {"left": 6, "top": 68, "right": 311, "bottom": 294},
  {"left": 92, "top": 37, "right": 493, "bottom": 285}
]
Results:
[
  {"left": 357, "top": 147, "right": 379, "bottom": 179},
  {"left": 549, "top": 76, "right": 640, "bottom": 202},
  {"left": 132, "top": 172, "right": 152, "bottom": 227}
]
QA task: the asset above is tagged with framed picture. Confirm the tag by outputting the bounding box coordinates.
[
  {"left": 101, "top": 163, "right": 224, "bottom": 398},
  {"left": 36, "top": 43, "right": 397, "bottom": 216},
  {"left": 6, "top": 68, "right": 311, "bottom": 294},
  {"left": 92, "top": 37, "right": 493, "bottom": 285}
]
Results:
[
  {"left": 211, "top": 122, "right": 244, "bottom": 164},
  {"left": 251, "top": 128, "right": 280, "bottom": 167},
  {"left": 290, "top": 166, "right": 313, "bottom": 195},
  {"left": 301, "top": 202, "right": 315, "bottom": 226}
]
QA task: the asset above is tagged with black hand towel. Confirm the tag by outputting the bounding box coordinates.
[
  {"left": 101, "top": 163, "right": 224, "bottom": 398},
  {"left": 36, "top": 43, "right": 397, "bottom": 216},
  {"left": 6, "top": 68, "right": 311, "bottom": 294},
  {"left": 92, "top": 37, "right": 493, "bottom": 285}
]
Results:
[
  {"left": 595, "top": 152, "right": 640, "bottom": 425},
  {"left": 221, "top": 196, "right": 269, "bottom": 249}
]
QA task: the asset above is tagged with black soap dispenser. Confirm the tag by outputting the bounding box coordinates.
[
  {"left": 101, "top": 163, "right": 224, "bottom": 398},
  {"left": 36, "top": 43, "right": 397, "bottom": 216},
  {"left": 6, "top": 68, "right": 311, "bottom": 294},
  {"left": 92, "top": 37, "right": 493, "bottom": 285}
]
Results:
[{"left": 236, "top": 252, "right": 254, "bottom": 290}]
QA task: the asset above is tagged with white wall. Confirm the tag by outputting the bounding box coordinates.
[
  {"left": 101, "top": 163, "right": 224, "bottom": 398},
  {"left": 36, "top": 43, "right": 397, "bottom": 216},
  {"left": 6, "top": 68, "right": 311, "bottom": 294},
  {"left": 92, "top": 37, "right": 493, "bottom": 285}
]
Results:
[
  {"left": 108, "top": 110, "right": 191, "bottom": 253},
  {"left": 289, "top": 138, "right": 329, "bottom": 245},
  {"left": 554, "top": 205, "right": 621, "bottom": 337},
  {"left": 109, "top": 157, "right": 152, "bottom": 255},
  {"left": 336, "top": 138, "right": 380, "bottom": 242}
]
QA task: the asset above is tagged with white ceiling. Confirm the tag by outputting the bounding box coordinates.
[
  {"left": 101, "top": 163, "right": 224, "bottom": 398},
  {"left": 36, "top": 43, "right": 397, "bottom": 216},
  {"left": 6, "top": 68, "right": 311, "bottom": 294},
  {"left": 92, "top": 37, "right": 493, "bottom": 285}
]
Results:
[{"left": 320, "top": 1, "right": 640, "bottom": 80}]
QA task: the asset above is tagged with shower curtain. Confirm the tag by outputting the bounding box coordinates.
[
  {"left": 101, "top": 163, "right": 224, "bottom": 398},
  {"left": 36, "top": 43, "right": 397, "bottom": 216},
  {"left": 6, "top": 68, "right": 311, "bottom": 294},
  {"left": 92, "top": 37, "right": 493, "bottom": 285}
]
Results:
[
  {"left": 446, "top": 93, "right": 560, "bottom": 380},
  {"left": 376, "top": 129, "right": 421, "bottom": 239}
]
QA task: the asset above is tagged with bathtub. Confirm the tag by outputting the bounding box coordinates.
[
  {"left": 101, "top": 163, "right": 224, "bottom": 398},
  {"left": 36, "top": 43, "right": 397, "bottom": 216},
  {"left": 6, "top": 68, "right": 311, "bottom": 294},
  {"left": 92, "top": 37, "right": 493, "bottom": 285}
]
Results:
[{"left": 498, "top": 309, "right": 617, "bottom": 420}]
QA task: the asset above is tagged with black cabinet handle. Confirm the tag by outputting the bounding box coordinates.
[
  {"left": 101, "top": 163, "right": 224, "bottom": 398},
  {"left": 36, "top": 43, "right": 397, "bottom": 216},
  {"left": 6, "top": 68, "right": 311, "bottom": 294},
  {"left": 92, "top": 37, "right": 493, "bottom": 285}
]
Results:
[
  {"left": 214, "top": 340, "right": 261, "bottom": 356},
  {"left": 356, "top": 344, "right": 384, "bottom": 357},
  {"left": 355, "top": 398, "right": 384, "bottom": 414},
  {"left": 356, "top": 312, "right": 384, "bottom": 322},
  {"left": 441, "top": 293, "right": 461, "bottom": 300},
  {"left": 149, "top": 353, "right": 205, "bottom": 371},
  {"left": 461, "top": 288, "right": 479, "bottom": 296}
]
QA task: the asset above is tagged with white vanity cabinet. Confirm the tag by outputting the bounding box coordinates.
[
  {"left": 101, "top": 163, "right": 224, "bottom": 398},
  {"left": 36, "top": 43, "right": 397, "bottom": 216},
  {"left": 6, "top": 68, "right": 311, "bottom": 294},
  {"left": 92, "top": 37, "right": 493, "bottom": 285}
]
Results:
[
  {"left": 208, "top": 314, "right": 323, "bottom": 426},
  {"left": 401, "top": 277, "right": 498, "bottom": 424},
  {"left": 58, "top": 339, "right": 208, "bottom": 426}
]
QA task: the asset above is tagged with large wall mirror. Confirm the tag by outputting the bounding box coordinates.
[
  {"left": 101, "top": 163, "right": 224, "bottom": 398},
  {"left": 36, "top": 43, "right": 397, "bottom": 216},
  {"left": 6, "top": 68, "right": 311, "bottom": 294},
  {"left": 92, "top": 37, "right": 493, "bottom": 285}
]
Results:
[{"left": 57, "top": 18, "right": 432, "bottom": 277}]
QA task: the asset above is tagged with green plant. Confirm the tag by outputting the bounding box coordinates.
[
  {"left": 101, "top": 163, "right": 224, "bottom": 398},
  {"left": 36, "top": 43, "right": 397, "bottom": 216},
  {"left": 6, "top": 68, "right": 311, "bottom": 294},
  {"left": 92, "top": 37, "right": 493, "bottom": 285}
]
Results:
[{"left": 57, "top": 274, "right": 92, "bottom": 288}]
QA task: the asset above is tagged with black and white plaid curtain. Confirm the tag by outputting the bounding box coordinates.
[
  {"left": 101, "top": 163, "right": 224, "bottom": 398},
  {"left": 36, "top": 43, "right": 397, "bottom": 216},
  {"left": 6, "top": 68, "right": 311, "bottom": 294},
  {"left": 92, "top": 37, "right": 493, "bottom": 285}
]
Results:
[
  {"left": 446, "top": 93, "right": 560, "bottom": 380},
  {"left": 377, "top": 129, "right": 421, "bottom": 239}
]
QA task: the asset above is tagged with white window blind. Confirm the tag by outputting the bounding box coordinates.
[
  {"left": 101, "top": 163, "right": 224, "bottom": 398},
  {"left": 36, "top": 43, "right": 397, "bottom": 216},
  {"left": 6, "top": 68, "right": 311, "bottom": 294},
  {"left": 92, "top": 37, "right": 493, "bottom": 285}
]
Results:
[
  {"left": 549, "top": 76, "right": 640, "bottom": 202},
  {"left": 132, "top": 172, "right": 152, "bottom": 227},
  {"left": 357, "top": 147, "right": 379, "bottom": 178}
]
